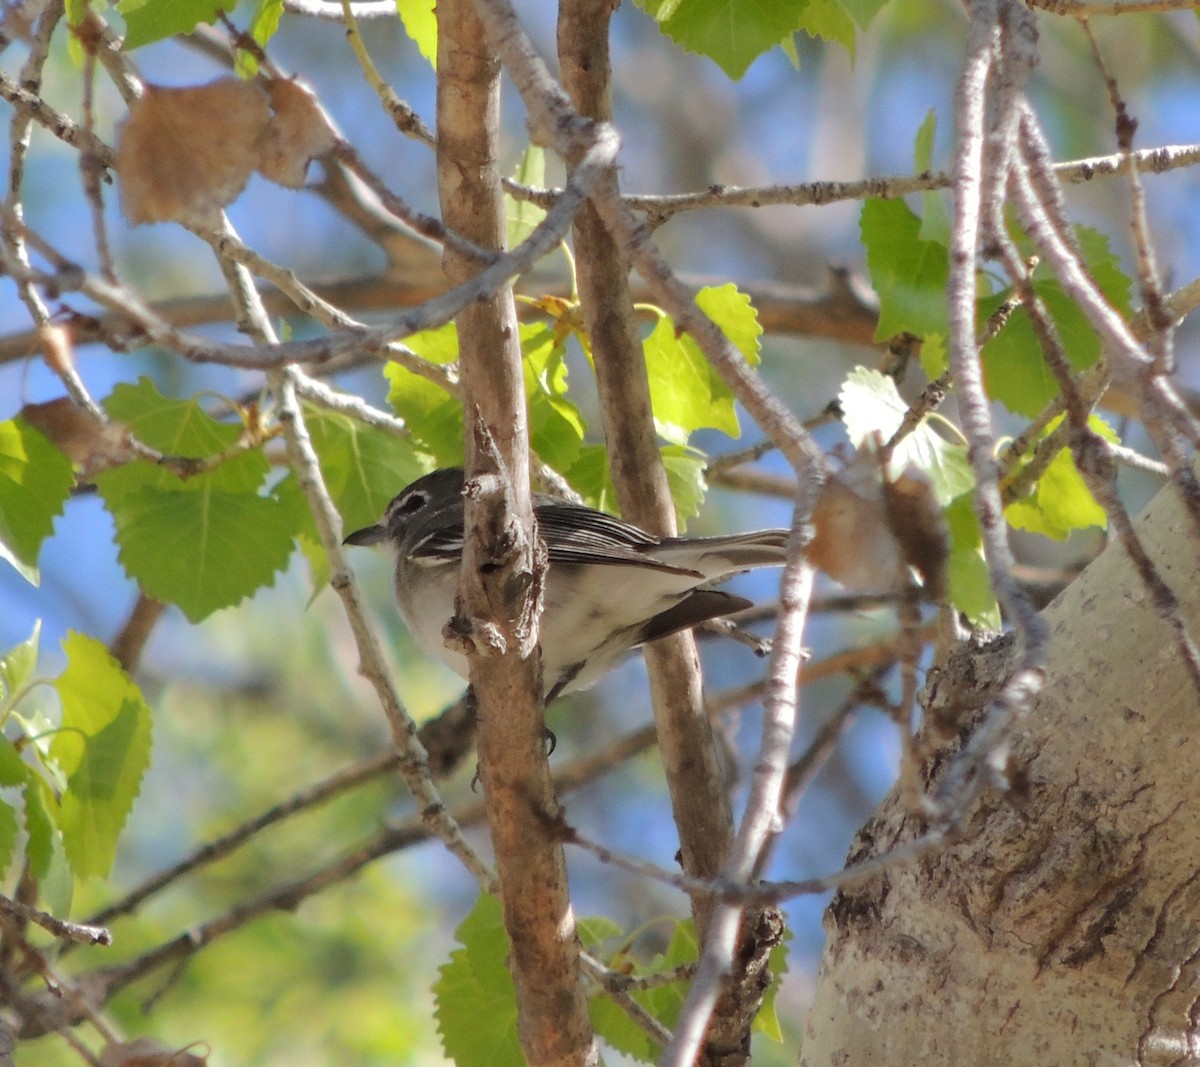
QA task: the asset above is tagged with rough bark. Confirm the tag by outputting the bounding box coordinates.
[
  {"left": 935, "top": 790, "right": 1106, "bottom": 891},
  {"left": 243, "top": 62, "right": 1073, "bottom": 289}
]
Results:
[
  {"left": 801, "top": 473, "right": 1200, "bottom": 1066},
  {"left": 437, "top": 1, "right": 596, "bottom": 1064}
]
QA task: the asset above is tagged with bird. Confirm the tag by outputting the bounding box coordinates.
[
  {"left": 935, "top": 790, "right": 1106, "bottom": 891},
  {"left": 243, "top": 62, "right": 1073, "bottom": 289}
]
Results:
[{"left": 344, "top": 467, "right": 789, "bottom": 700}]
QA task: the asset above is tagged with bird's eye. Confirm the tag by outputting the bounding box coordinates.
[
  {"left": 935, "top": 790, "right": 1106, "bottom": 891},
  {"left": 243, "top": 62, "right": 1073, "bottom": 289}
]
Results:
[{"left": 396, "top": 490, "right": 429, "bottom": 515}]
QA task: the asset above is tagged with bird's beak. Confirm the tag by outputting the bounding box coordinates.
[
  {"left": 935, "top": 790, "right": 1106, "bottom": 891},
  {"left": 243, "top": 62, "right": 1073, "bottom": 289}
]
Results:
[{"left": 343, "top": 523, "right": 386, "bottom": 547}]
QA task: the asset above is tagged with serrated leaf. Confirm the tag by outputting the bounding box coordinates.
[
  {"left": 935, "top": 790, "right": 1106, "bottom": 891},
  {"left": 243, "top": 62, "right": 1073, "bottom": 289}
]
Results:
[
  {"left": 434, "top": 893, "right": 524, "bottom": 1067},
  {"left": 93, "top": 381, "right": 292, "bottom": 622},
  {"left": 507, "top": 145, "right": 547, "bottom": 249},
  {"left": 0, "top": 418, "right": 75, "bottom": 585},
  {"left": 638, "top": 0, "right": 808, "bottom": 79},
  {"left": 644, "top": 302, "right": 745, "bottom": 445},
  {"left": 103, "top": 486, "right": 295, "bottom": 622},
  {"left": 1, "top": 621, "right": 41, "bottom": 707},
  {"left": 101, "top": 377, "right": 267, "bottom": 496},
  {"left": 50, "top": 632, "right": 152, "bottom": 878},
  {"left": 860, "top": 198, "right": 949, "bottom": 347},
  {"left": 839, "top": 367, "right": 973, "bottom": 504},
  {"left": 798, "top": 0, "right": 856, "bottom": 56},
  {"left": 398, "top": 0, "right": 437, "bottom": 68},
  {"left": 119, "top": 0, "right": 236, "bottom": 49}
]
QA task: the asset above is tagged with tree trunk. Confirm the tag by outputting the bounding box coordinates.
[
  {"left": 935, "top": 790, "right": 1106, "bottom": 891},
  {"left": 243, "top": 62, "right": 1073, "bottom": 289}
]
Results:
[{"left": 802, "top": 476, "right": 1200, "bottom": 1066}]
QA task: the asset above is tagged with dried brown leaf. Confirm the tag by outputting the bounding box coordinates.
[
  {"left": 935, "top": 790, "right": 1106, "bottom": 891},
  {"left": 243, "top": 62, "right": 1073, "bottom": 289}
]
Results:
[
  {"left": 21, "top": 398, "right": 135, "bottom": 476},
  {"left": 808, "top": 457, "right": 949, "bottom": 597},
  {"left": 257, "top": 78, "right": 337, "bottom": 188},
  {"left": 116, "top": 78, "right": 271, "bottom": 225}
]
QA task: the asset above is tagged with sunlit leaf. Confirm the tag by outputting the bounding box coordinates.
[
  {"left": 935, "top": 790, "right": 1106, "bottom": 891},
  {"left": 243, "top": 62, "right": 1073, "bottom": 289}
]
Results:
[
  {"left": 119, "top": 0, "right": 237, "bottom": 49},
  {"left": 638, "top": 0, "right": 809, "bottom": 79},
  {"left": 50, "top": 632, "right": 152, "bottom": 878},
  {"left": 839, "top": 367, "right": 973, "bottom": 505},
  {"left": 0, "top": 418, "right": 74, "bottom": 585},
  {"left": 861, "top": 199, "right": 949, "bottom": 367},
  {"left": 434, "top": 893, "right": 523, "bottom": 1067},
  {"left": 102, "top": 486, "right": 296, "bottom": 623},
  {"left": 0, "top": 621, "right": 40, "bottom": 708},
  {"left": 398, "top": 0, "right": 437, "bottom": 68}
]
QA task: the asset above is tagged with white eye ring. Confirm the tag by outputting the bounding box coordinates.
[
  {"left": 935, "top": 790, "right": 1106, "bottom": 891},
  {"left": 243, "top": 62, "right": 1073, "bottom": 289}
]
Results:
[{"left": 396, "top": 490, "right": 429, "bottom": 515}]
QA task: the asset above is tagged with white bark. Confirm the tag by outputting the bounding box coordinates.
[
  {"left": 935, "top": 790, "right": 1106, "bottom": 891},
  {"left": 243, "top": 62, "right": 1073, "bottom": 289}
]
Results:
[{"left": 802, "top": 476, "right": 1200, "bottom": 1066}]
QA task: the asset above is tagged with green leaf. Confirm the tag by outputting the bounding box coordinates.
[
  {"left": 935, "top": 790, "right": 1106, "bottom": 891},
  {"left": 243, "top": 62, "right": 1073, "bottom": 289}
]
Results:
[
  {"left": 385, "top": 326, "right": 465, "bottom": 468},
  {"left": 101, "top": 377, "right": 268, "bottom": 496},
  {"left": 23, "top": 777, "right": 56, "bottom": 881},
  {"left": 944, "top": 495, "right": 1000, "bottom": 629},
  {"left": 980, "top": 225, "right": 1132, "bottom": 416},
  {"left": 506, "top": 145, "right": 547, "bottom": 249},
  {"left": 643, "top": 284, "right": 760, "bottom": 445},
  {"left": 861, "top": 199, "right": 949, "bottom": 354},
  {"left": 119, "top": 0, "right": 236, "bottom": 49},
  {"left": 839, "top": 367, "right": 973, "bottom": 505},
  {"left": 0, "top": 799, "right": 16, "bottom": 880},
  {"left": 95, "top": 379, "right": 294, "bottom": 621},
  {"left": 638, "top": 0, "right": 808, "bottom": 79},
  {"left": 405, "top": 323, "right": 462, "bottom": 367},
  {"left": 947, "top": 546, "right": 1001, "bottom": 630},
  {"left": 237, "top": 0, "right": 284, "bottom": 74},
  {"left": 50, "top": 632, "right": 152, "bottom": 878},
  {"left": 397, "top": 0, "right": 437, "bottom": 68},
  {"left": 1004, "top": 416, "right": 1113, "bottom": 541},
  {"left": 101, "top": 485, "right": 296, "bottom": 623},
  {"left": 754, "top": 935, "right": 790, "bottom": 1042},
  {"left": 590, "top": 918, "right": 701, "bottom": 1061},
  {"left": 0, "top": 418, "right": 75, "bottom": 585},
  {"left": 913, "top": 109, "right": 950, "bottom": 246},
  {"left": 565, "top": 446, "right": 618, "bottom": 513},
  {"left": 0, "top": 737, "right": 28, "bottom": 787},
  {"left": 661, "top": 446, "right": 708, "bottom": 527},
  {"left": 797, "top": 0, "right": 856, "bottom": 56},
  {"left": 523, "top": 323, "right": 586, "bottom": 472},
  {"left": 1, "top": 620, "right": 41, "bottom": 708},
  {"left": 434, "top": 893, "right": 524, "bottom": 1067},
  {"left": 577, "top": 915, "right": 624, "bottom": 947},
  {"left": 913, "top": 109, "right": 936, "bottom": 173},
  {"left": 304, "top": 407, "right": 428, "bottom": 535}
]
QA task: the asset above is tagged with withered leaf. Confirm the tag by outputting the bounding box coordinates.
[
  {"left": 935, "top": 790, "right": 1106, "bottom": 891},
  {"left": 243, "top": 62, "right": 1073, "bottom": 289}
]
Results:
[
  {"left": 257, "top": 78, "right": 338, "bottom": 188},
  {"left": 808, "top": 457, "right": 948, "bottom": 597},
  {"left": 20, "top": 398, "right": 136, "bottom": 477},
  {"left": 116, "top": 78, "right": 271, "bottom": 225}
]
